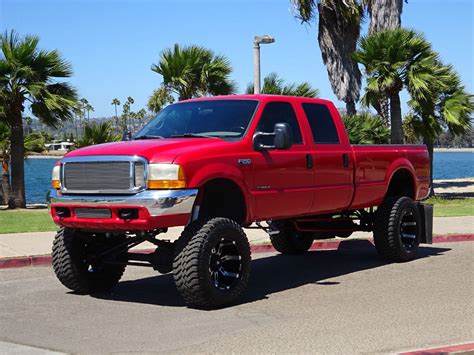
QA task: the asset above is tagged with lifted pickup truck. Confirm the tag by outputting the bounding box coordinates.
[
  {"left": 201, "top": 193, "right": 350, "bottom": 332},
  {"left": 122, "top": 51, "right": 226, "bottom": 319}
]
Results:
[{"left": 49, "top": 95, "right": 432, "bottom": 308}]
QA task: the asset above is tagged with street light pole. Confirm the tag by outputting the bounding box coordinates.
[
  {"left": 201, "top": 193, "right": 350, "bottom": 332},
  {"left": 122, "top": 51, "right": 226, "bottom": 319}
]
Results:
[
  {"left": 253, "top": 41, "right": 261, "bottom": 95},
  {"left": 253, "top": 35, "right": 275, "bottom": 95}
]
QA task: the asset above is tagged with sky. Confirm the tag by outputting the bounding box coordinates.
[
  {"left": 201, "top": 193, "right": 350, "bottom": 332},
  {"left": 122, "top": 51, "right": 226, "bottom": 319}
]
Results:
[{"left": 1, "top": 0, "right": 473, "bottom": 118}]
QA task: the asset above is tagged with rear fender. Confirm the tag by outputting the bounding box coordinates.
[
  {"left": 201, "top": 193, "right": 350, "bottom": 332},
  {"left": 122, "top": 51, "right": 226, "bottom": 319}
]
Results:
[{"left": 384, "top": 158, "right": 417, "bottom": 199}]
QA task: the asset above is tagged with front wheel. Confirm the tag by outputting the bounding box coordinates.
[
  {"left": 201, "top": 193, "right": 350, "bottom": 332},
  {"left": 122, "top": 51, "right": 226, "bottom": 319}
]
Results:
[
  {"left": 173, "top": 218, "right": 251, "bottom": 309},
  {"left": 52, "top": 228, "right": 126, "bottom": 293},
  {"left": 373, "top": 196, "right": 421, "bottom": 262}
]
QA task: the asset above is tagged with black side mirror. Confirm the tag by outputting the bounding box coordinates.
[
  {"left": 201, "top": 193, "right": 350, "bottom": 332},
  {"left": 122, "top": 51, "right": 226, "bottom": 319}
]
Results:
[
  {"left": 274, "top": 123, "right": 293, "bottom": 150},
  {"left": 252, "top": 122, "right": 293, "bottom": 151}
]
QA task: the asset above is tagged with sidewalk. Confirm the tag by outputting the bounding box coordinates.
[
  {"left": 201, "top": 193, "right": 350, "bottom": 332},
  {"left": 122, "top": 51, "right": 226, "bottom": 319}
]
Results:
[{"left": 0, "top": 216, "right": 472, "bottom": 260}]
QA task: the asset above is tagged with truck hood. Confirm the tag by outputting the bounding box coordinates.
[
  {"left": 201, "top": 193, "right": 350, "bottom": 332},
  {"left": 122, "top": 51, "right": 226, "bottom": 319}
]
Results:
[{"left": 64, "top": 138, "right": 230, "bottom": 163}]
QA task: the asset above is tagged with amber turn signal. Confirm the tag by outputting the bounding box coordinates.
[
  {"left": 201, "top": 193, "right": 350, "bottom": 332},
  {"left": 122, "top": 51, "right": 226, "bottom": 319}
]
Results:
[{"left": 147, "top": 180, "right": 186, "bottom": 189}]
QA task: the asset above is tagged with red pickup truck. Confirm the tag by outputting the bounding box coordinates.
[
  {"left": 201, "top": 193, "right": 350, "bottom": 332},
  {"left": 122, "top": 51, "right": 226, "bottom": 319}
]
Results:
[{"left": 49, "top": 95, "right": 432, "bottom": 308}]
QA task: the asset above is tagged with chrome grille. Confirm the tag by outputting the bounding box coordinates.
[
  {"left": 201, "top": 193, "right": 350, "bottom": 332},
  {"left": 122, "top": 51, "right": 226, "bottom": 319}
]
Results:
[
  {"left": 75, "top": 208, "right": 112, "bottom": 219},
  {"left": 61, "top": 156, "right": 147, "bottom": 194}
]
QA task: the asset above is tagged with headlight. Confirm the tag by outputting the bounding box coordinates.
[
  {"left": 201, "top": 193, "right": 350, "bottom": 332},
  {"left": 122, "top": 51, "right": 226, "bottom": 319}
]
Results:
[
  {"left": 147, "top": 164, "right": 186, "bottom": 189},
  {"left": 51, "top": 165, "right": 60, "bottom": 189}
]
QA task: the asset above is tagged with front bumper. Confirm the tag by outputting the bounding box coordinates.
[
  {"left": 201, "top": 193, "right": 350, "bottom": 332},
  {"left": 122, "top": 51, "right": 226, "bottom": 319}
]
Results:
[{"left": 49, "top": 188, "right": 199, "bottom": 231}]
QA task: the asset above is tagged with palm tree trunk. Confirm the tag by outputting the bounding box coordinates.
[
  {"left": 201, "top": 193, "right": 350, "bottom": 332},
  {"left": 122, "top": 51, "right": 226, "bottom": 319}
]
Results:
[
  {"left": 346, "top": 100, "right": 356, "bottom": 116},
  {"left": 423, "top": 137, "right": 435, "bottom": 196},
  {"left": 389, "top": 93, "right": 404, "bottom": 144},
  {"left": 1, "top": 156, "right": 9, "bottom": 205},
  {"left": 8, "top": 107, "right": 26, "bottom": 208},
  {"left": 368, "top": 0, "right": 403, "bottom": 34}
]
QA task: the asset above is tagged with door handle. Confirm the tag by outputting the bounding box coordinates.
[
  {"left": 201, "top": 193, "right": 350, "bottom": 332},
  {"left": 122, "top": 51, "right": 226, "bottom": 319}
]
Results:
[
  {"left": 342, "top": 153, "right": 349, "bottom": 168},
  {"left": 306, "top": 154, "right": 313, "bottom": 169}
]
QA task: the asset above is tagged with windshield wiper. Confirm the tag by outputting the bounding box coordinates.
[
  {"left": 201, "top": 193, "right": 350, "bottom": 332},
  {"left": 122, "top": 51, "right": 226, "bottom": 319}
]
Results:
[
  {"left": 134, "top": 135, "right": 164, "bottom": 140},
  {"left": 170, "top": 133, "right": 214, "bottom": 138}
]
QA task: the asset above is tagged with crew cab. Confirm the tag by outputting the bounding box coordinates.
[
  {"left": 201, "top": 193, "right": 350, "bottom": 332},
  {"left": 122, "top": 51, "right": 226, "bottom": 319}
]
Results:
[{"left": 49, "top": 95, "right": 432, "bottom": 308}]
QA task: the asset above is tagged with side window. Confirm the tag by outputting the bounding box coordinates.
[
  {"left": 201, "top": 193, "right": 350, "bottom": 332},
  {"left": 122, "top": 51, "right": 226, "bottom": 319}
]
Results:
[
  {"left": 256, "top": 102, "right": 303, "bottom": 145},
  {"left": 302, "top": 103, "right": 340, "bottom": 144}
]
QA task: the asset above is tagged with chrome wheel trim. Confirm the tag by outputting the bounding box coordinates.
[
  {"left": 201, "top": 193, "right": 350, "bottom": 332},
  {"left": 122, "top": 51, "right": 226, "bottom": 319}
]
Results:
[
  {"left": 209, "top": 237, "right": 242, "bottom": 291},
  {"left": 399, "top": 210, "right": 417, "bottom": 250}
]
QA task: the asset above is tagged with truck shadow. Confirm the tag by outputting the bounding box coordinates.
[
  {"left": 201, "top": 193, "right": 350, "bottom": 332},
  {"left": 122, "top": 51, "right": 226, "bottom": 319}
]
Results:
[{"left": 92, "top": 242, "right": 450, "bottom": 308}]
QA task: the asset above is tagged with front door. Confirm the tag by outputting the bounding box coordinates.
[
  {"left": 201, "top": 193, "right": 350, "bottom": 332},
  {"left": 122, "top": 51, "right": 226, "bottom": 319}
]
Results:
[{"left": 250, "top": 101, "right": 315, "bottom": 220}]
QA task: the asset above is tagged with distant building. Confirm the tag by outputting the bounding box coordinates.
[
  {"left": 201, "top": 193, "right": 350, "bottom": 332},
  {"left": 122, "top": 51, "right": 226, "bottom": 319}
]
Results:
[{"left": 45, "top": 141, "right": 74, "bottom": 151}]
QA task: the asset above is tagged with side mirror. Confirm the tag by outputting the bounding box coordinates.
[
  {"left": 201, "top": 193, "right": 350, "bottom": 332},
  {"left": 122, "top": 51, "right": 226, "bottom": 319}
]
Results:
[
  {"left": 252, "top": 122, "right": 293, "bottom": 151},
  {"left": 274, "top": 123, "right": 293, "bottom": 150}
]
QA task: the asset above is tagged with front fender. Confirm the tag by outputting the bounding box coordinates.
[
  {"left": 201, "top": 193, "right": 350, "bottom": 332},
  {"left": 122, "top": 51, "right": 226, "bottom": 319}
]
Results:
[{"left": 186, "top": 162, "right": 254, "bottom": 222}]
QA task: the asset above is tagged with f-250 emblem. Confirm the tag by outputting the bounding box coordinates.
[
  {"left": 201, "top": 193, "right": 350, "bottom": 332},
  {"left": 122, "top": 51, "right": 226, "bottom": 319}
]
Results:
[{"left": 238, "top": 159, "right": 252, "bottom": 165}]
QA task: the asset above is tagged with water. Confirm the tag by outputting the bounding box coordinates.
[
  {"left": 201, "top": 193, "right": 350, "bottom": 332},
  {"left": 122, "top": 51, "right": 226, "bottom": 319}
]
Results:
[
  {"left": 433, "top": 152, "right": 473, "bottom": 180},
  {"left": 24, "top": 158, "right": 59, "bottom": 204},
  {"left": 20, "top": 152, "right": 474, "bottom": 204}
]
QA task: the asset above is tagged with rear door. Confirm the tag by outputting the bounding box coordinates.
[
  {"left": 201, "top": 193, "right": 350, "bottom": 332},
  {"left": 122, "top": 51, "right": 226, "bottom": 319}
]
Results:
[
  {"left": 298, "top": 102, "right": 354, "bottom": 214},
  {"left": 250, "top": 101, "right": 315, "bottom": 220}
]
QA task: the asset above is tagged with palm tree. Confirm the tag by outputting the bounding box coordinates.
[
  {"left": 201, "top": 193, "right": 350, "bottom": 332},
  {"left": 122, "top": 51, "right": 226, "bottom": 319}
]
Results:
[
  {"left": 147, "top": 87, "right": 174, "bottom": 114},
  {"left": 0, "top": 30, "right": 78, "bottom": 208},
  {"left": 135, "top": 108, "right": 147, "bottom": 129},
  {"left": 79, "top": 98, "right": 88, "bottom": 122},
  {"left": 85, "top": 103, "right": 94, "bottom": 122},
  {"left": 151, "top": 44, "right": 235, "bottom": 101},
  {"left": 353, "top": 28, "right": 436, "bottom": 144},
  {"left": 76, "top": 121, "right": 120, "bottom": 148},
  {"left": 292, "top": 0, "right": 363, "bottom": 114},
  {"left": 407, "top": 64, "right": 473, "bottom": 191},
  {"left": 342, "top": 112, "right": 390, "bottom": 144},
  {"left": 246, "top": 72, "right": 319, "bottom": 97},
  {"left": 0, "top": 120, "right": 10, "bottom": 204},
  {"left": 111, "top": 98, "right": 121, "bottom": 128},
  {"left": 0, "top": 122, "right": 47, "bottom": 205}
]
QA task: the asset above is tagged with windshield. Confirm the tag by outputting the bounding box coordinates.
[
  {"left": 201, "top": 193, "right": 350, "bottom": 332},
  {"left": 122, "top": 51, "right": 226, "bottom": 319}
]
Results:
[{"left": 135, "top": 99, "right": 258, "bottom": 139}]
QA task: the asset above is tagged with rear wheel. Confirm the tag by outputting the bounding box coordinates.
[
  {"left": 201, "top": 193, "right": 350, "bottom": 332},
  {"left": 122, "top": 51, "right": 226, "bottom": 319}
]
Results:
[
  {"left": 52, "top": 228, "right": 126, "bottom": 293},
  {"left": 173, "top": 218, "right": 251, "bottom": 309},
  {"left": 269, "top": 220, "right": 314, "bottom": 255},
  {"left": 374, "top": 196, "right": 421, "bottom": 262}
]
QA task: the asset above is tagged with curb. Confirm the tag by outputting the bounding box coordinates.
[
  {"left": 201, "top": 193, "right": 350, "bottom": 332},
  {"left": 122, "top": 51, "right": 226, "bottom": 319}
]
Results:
[
  {"left": 1, "top": 234, "right": 472, "bottom": 270},
  {"left": 401, "top": 341, "right": 474, "bottom": 354}
]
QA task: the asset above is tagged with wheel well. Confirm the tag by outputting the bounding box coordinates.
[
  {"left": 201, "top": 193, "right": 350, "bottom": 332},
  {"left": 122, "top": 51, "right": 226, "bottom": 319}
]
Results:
[
  {"left": 386, "top": 169, "right": 415, "bottom": 200},
  {"left": 197, "top": 179, "right": 246, "bottom": 225}
]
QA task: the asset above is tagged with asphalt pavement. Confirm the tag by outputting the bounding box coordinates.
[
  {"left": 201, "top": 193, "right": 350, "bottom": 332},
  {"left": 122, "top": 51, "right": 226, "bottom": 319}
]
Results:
[{"left": 1, "top": 241, "right": 473, "bottom": 354}]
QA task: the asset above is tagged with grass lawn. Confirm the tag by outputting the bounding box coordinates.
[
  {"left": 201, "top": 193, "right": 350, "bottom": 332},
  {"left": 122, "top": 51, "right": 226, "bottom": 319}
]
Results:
[
  {"left": 0, "top": 209, "right": 57, "bottom": 234},
  {"left": 426, "top": 197, "right": 474, "bottom": 217},
  {"left": 0, "top": 197, "right": 472, "bottom": 234}
]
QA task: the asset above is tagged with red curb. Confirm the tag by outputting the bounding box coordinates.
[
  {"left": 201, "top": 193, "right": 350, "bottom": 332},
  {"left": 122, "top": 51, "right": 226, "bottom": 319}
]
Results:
[
  {"left": 401, "top": 341, "right": 474, "bottom": 354},
  {"left": 433, "top": 234, "right": 473, "bottom": 243},
  {"left": 0, "top": 233, "right": 472, "bottom": 269}
]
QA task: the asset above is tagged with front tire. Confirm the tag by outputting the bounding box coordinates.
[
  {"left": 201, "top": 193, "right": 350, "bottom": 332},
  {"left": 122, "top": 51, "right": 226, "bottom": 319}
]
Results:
[
  {"left": 373, "top": 196, "right": 421, "bottom": 262},
  {"left": 173, "top": 218, "right": 251, "bottom": 309},
  {"left": 269, "top": 220, "right": 314, "bottom": 255},
  {"left": 52, "top": 228, "right": 126, "bottom": 293}
]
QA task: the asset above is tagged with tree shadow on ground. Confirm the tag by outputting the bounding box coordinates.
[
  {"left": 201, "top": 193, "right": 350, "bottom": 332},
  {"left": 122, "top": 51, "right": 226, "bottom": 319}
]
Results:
[{"left": 92, "top": 241, "right": 451, "bottom": 308}]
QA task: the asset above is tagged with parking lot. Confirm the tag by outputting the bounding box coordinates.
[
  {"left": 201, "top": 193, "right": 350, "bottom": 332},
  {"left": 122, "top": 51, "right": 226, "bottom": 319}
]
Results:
[{"left": 1, "top": 241, "right": 473, "bottom": 353}]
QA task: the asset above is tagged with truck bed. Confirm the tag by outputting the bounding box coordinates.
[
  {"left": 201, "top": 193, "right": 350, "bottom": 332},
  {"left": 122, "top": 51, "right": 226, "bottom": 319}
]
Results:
[{"left": 350, "top": 144, "right": 430, "bottom": 209}]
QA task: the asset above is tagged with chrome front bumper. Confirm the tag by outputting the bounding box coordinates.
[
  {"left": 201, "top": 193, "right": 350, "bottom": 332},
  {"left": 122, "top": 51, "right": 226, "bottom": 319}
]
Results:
[{"left": 49, "top": 188, "right": 199, "bottom": 216}]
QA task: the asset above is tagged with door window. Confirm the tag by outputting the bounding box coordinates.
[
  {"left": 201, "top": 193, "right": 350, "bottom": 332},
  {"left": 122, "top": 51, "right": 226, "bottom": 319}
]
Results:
[{"left": 256, "top": 102, "right": 303, "bottom": 145}]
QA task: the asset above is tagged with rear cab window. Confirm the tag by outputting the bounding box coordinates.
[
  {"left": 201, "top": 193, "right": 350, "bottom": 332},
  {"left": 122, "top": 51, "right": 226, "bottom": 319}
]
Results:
[{"left": 301, "top": 103, "right": 340, "bottom": 144}]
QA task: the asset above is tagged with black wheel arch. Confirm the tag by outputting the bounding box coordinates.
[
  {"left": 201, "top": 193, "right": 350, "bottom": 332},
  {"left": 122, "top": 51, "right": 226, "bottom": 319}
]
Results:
[
  {"left": 195, "top": 178, "right": 248, "bottom": 225},
  {"left": 385, "top": 168, "right": 416, "bottom": 200}
]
